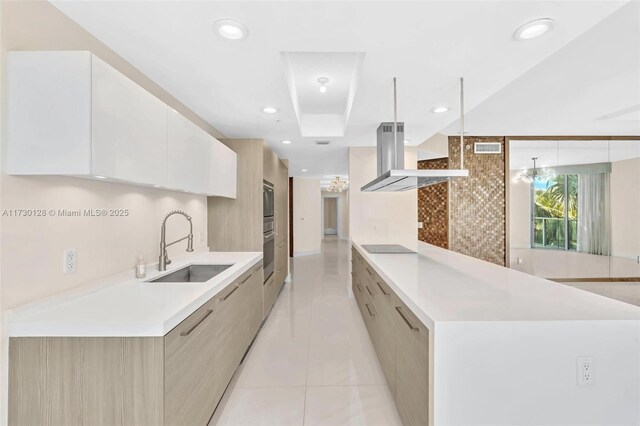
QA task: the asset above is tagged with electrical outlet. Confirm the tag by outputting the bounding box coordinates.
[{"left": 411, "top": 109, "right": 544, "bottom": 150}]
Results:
[
  {"left": 577, "top": 356, "right": 594, "bottom": 386},
  {"left": 63, "top": 249, "right": 77, "bottom": 274},
  {"left": 417, "top": 222, "right": 423, "bottom": 229}
]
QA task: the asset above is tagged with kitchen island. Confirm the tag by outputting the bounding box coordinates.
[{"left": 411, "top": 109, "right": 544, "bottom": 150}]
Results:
[{"left": 352, "top": 240, "right": 640, "bottom": 426}]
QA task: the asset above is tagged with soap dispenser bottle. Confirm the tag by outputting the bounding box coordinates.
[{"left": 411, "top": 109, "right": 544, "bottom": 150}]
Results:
[{"left": 135, "top": 255, "right": 146, "bottom": 279}]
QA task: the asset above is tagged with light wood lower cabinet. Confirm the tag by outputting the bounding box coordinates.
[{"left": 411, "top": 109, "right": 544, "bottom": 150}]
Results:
[
  {"left": 394, "top": 301, "right": 429, "bottom": 426},
  {"left": 8, "top": 260, "right": 271, "bottom": 426},
  {"left": 213, "top": 271, "right": 251, "bottom": 405},
  {"left": 262, "top": 274, "right": 276, "bottom": 319},
  {"left": 165, "top": 297, "right": 217, "bottom": 426},
  {"left": 351, "top": 247, "right": 430, "bottom": 426},
  {"left": 275, "top": 238, "right": 288, "bottom": 291}
]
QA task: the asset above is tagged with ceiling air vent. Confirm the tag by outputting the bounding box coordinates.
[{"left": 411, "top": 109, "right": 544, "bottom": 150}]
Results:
[
  {"left": 474, "top": 142, "right": 502, "bottom": 154},
  {"left": 316, "top": 140, "right": 331, "bottom": 145}
]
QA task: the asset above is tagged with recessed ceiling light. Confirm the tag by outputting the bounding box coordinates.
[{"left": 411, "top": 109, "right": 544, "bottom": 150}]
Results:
[
  {"left": 404, "top": 140, "right": 411, "bottom": 145},
  {"left": 317, "top": 77, "right": 330, "bottom": 93},
  {"left": 514, "top": 18, "right": 555, "bottom": 40},
  {"left": 262, "top": 106, "right": 279, "bottom": 114},
  {"left": 94, "top": 175, "right": 106, "bottom": 179},
  {"left": 282, "top": 140, "right": 292, "bottom": 144},
  {"left": 301, "top": 169, "right": 308, "bottom": 172},
  {"left": 153, "top": 184, "right": 161, "bottom": 188},
  {"left": 431, "top": 106, "right": 449, "bottom": 113},
  {"left": 213, "top": 19, "right": 248, "bottom": 41}
]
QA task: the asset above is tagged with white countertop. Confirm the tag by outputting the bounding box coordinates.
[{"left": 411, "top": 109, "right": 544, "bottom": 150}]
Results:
[
  {"left": 353, "top": 241, "right": 640, "bottom": 328},
  {"left": 8, "top": 250, "right": 262, "bottom": 337}
]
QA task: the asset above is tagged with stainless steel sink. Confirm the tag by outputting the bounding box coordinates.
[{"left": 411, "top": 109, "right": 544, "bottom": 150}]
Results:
[{"left": 148, "top": 264, "right": 233, "bottom": 283}]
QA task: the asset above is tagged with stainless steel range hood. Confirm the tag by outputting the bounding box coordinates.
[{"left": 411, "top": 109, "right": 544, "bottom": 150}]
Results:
[{"left": 361, "top": 78, "right": 469, "bottom": 192}]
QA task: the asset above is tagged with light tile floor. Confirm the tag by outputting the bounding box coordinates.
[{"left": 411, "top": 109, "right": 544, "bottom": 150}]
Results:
[
  {"left": 560, "top": 281, "right": 640, "bottom": 307},
  {"left": 210, "top": 237, "right": 401, "bottom": 426}
]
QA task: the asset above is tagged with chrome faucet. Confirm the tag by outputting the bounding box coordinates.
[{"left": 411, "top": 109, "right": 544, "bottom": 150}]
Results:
[{"left": 159, "top": 210, "right": 194, "bottom": 271}]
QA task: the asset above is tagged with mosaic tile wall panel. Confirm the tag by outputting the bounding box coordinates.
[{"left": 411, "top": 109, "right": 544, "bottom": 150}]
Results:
[
  {"left": 417, "top": 158, "right": 449, "bottom": 248},
  {"left": 448, "top": 136, "right": 506, "bottom": 266}
]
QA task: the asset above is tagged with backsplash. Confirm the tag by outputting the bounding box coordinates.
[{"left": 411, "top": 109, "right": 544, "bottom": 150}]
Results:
[
  {"left": 448, "top": 136, "right": 506, "bottom": 266},
  {"left": 417, "top": 158, "right": 449, "bottom": 249}
]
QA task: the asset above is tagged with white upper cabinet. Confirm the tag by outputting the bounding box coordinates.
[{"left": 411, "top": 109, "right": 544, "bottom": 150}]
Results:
[
  {"left": 7, "top": 51, "right": 93, "bottom": 175},
  {"left": 167, "top": 109, "right": 211, "bottom": 194},
  {"left": 91, "top": 55, "right": 167, "bottom": 186},
  {"left": 7, "top": 51, "right": 236, "bottom": 198},
  {"left": 210, "top": 138, "right": 237, "bottom": 199}
]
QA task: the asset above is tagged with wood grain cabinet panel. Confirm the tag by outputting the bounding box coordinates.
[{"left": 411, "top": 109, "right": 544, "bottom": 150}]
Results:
[
  {"left": 369, "top": 279, "right": 397, "bottom": 397},
  {"left": 213, "top": 280, "right": 248, "bottom": 404},
  {"left": 394, "top": 301, "right": 429, "bottom": 426},
  {"left": 9, "top": 337, "right": 164, "bottom": 426},
  {"left": 164, "top": 298, "right": 217, "bottom": 426},
  {"left": 247, "top": 263, "right": 264, "bottom": 341},
  {"left": 353, "top": 246, "right": 431, "bottom": 426},
  {"left": 262, "top": 274, "right": 277, "bottom": 319}
]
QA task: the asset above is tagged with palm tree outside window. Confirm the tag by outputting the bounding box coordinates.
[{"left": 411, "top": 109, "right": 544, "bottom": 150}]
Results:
[{"left": 531, "top": 174, "right": 578, "bottom": 250}]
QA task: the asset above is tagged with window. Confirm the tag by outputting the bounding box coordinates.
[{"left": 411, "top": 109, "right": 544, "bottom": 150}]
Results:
[{"left": 531, "top": 174, "right": 578, "bottom": 250}]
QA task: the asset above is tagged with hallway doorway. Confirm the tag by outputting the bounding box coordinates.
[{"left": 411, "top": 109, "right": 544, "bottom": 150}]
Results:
[
  {"left": 320, "top": 191, "right": 344, "bottom": 239},
  {"left": 323, "top": 197, "right": 338, "bottom": 237}
]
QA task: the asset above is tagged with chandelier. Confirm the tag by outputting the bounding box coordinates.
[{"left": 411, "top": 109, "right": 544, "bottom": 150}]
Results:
[
  {"left": 513, "top": 157, "right": 555, "bottom": 183},
  {"left": 327, "top": 176, "right": 348, "bottom": 192}
]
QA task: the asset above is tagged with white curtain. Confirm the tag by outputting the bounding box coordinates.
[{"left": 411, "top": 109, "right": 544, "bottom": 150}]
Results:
[{"left": 577, "top": 173, "right": 610, "bottom": 255}]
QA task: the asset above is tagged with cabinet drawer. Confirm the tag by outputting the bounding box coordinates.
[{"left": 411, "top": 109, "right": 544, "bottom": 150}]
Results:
[
  {"left": 214, "top": 278, "right": 248, "bottom": 404},
  {"left": 262, "top": 275, "right": 276, "bottom": 318},
  {"left": 394, "top": 299, "right": 429, "bottom": 426},
  {"left": 247, "top": 263, "right": 264, "bottom": 341},
  {"left": 165, "top": 297, "right": 217, "bottom": 426}
]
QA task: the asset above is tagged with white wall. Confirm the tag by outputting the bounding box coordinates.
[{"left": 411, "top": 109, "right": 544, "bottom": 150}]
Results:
[
  {"left": 610, "top": 157, "right": 640, "bottom": 260},
  {"left": 509, "top": 170, "right": 531, "bottom": 249},
  {"left": 293, "top": 178, "right": 321, "bottom": 256},
  {"left": 436, "top": 321, "right": 640, "bottom": 425},
  {"left": 1, "top": 177, "right": 208, "bottom": 309},
  {"left": 348, "top": 147, "right": 417, "bottom": 248},
  {"left": 417, "top": 132, "right": 448, "bottom": 159},
  {"left": 341, "top": 189, "right": 350, "bottom": 240}
]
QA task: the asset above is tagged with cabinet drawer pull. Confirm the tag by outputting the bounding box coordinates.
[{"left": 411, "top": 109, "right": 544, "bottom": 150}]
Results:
[
  {"left": 376, "top": 281, "right": 389, "bottom": 296},
  {"left": 356, "top": 283, "right": 362, "bottom": 293},
  {"left": 180, "top": 309, "right": 213, "bottom": 336},
  {"left": 395, "top": 307, "right": 418, "bottom": 331},
  {"left": 221, "top": 286, "right": 239, "bottom": 301},
  {"left": 241, "top": 274, "right": 252, "bottom": 285},
  {"left": 365, "top": 267, "right": 373, "bottom": 276},
  {"left": 253, "top": 264, "right": 263, "bottom": 272},
  {"left": 365, "top": 285, "right": 373, "bottom": 296},
  {"left": 365, "top": 303, "right": 375, "bottom": 317}
]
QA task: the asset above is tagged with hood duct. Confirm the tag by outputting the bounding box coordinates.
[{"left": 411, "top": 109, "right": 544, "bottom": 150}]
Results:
[{"left": 361, "top": 77, "right": 469, "bottom": 192}]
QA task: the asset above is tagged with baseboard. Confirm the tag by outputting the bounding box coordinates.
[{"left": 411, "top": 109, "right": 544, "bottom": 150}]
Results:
[
  {"left": 294, "top": 250, "right": 321, "bottom": 257},
  {"left": 550, "top": 277, "right": 640, "bottom": 283}
]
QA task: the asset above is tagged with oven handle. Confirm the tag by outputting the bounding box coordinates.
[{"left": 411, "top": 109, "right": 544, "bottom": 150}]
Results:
[{"left": 264, "top": 232, "right": 275, "bottom": 243}]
